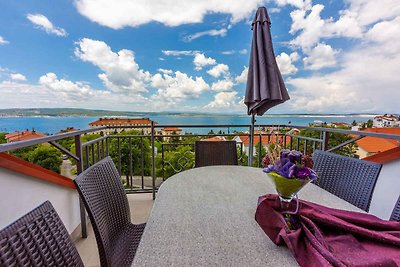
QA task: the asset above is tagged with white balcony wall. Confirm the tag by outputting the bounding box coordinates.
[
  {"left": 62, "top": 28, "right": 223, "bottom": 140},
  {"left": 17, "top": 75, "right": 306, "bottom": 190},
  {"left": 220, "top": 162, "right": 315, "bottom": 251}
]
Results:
[
  {"left": 369, "top": 159, "right": 400, "bottom": 220},
  {"left": 0, "top": 168, "right": 80, "bottom": 234}
]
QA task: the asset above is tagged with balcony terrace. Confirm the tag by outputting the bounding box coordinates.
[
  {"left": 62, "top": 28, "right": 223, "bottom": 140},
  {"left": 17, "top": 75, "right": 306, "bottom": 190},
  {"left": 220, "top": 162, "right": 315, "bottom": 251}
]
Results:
[{"left": 0, "top": 123, "right": 399, "bottom": 266}]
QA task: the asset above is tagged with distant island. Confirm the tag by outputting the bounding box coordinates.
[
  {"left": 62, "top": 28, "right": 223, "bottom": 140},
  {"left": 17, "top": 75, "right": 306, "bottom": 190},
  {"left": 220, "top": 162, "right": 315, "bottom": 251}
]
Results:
[{"left": 0, "top": 108, "right": 381, "bottom": 118}]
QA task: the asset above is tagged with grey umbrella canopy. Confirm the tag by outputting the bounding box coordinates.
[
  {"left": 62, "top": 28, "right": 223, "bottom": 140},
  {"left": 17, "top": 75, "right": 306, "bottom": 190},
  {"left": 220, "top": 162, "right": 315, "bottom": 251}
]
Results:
[{"left": 245, "top": 7, "right": 290, "bottom": 165}]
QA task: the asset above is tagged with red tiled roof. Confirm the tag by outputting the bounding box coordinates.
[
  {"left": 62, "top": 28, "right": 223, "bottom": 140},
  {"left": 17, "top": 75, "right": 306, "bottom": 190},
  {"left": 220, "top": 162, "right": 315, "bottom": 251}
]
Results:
[
  {"left": 356, "top": 128, "right": 400, "bottom": 153},
  {"left": 362, "top": 127, "right": 400, "bottom": 135},
  {"left": 162, "top": 127, "right": 182, "bottom": 132},
  {"left": 237, "top": 135, "right": 290, "bottom": 146},
  {"left": 363, "top": 147, "right": 400, "bottom": 163},
  {"left": 0, "top": 153, "right": 75, "bottom": 189},
  {"left": 5, "top": 130, "right": 46, "bottom": 142},
  {"left": 201, "top": 136, "right": 227, "bottom": 141},
  {"left": 89, "top": 118, "right": 155, "bottom": 126},
  {"left": 57, "top": 127, "right": 77, "bottom": 133}
]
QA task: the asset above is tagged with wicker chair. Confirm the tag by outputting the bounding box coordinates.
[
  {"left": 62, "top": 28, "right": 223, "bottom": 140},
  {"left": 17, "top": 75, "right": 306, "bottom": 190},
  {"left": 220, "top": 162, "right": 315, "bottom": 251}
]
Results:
[
  {"left": 0, "top": 201, "right": 84, "bottom": 267},
  {"left": 195, "top": 141, "right": 238, "bottom": 167},
  {"left": 312, "top": 150, "right": 382, "bottom": 212},
  {"left": 74, "top": 156, "right": 145, "bottom": 267},
  {"left": 390, "top": 196, "right": 400, "bottom": 221}
]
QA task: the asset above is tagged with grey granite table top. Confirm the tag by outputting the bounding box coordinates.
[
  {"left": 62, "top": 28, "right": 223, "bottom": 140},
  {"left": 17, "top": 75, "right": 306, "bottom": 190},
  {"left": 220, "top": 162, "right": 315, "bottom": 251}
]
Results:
[{"left": 132, "top": 166, "right": 362, "bottom": 267}]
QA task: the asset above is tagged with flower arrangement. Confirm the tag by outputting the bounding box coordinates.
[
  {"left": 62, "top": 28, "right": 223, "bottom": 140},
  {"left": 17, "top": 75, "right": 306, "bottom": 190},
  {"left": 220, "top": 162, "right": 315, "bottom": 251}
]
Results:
[{"left": 262, "top": 144, "right": 317, "bottom": 181}]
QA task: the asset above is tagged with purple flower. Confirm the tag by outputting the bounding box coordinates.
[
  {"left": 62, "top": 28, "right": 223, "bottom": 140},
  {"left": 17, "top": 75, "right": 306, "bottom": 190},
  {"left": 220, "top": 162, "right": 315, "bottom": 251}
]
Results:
[
  {"left": 263, "top": 149, "right": 317, "bottom": 181},
  {"left": 277, "top": 161, "right": 294, "bottom": 178},
  {"left": 280, "top": 150, "right": 290, "bottom": 160},
  {"left": 296, "top": 167, "right": 311, "bottom": 179},
  {"left": 289, "top": 150, "right": 302, "bottom": 164},
  {"left": 263, "top": 165, "right": 276, "bottom": 173},
  {"left": 288, "top": 164, "right": 298, "bottom": 178}
]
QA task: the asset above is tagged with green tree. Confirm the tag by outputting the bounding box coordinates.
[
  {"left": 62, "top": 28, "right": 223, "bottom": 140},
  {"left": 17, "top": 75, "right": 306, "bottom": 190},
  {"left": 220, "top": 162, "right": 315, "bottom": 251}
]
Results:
[
  {"left": 366, "top": 119, "right": 373, "bottom": 128},
  {"left": 107, "top": 130, "right": 152, "bottom": 179},
  {"left": 253, "top": 142, "right": 267, "bottom": 167},
  {"left": 156, "top": 145, "right": 194, "bottom": 179},
  {"left": 0, "top": 132, "right": 6, "bottom": 144},
  {"left": 27, "top": 146, "right": 62, "bottom": 173},
  {"left": 237, "top": 146, "right": 247, "bottom": 166},
  {"left": 11, "top": 146, "right": 38, "bottom": 161},
  {"left": 69, "top": 133, "right": 102, "bottom": 167},
  {"left": 352, "top": 120, "right": 357, "bottom": 126},
  {"left": 58, "top": 137, "right": 75, "bottom": 151}
]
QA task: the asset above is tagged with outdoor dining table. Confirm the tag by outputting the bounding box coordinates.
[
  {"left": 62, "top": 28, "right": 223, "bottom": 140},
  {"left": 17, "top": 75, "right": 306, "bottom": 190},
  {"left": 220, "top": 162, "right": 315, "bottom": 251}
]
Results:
[{"left": 132, "top": 166, "right": 363, "bottom": 266}]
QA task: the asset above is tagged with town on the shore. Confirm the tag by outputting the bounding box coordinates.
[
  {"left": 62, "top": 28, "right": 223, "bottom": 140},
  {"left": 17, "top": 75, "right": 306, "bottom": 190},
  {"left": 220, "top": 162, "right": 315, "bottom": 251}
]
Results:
[{"left": 3, "top": 114, "right": 399, "bottom": 161}]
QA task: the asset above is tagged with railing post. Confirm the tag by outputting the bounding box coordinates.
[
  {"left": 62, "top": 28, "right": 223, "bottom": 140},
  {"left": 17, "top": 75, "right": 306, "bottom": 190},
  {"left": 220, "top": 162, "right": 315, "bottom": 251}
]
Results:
[
  {"left": 74, "top": 134, "right": 87, "bottom": 239},
  {"left": 151, "top": 121, "right": 156, "bottom": 200},
  {"left": 141, "top": 137, "right": 144, "bottom": 189},
  {"left": 321, "top": 131, "right": 330, "bottom": 151},
  {"left": 248, "top": 114, "right": 255, "bottom": 166},
  {"left": 162, "top": 144, "right": 165, "bottom": 181},
  {"left": 258, "top": 132, "right": 262, "bottom": 167}
]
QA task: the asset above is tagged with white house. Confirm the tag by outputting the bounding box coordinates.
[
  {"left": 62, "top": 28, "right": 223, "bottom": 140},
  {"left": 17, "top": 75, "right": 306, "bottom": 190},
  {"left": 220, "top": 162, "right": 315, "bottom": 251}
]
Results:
[
  {"left": 373, "top": 115, "right": 400, "bottom": 128},
  {"left": 364, "top": 147, "right": 400, "bottom": 220}
]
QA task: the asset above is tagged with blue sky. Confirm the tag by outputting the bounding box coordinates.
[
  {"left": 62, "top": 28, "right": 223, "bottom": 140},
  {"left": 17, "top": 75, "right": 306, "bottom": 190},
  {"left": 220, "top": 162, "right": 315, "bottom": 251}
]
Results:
[{"left": 0, "top": 0, "right": 399, "bottom": 114}]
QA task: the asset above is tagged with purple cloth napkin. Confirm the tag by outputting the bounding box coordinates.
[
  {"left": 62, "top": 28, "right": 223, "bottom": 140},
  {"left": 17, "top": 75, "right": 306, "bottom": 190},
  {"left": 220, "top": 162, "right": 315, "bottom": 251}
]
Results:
[{"left": 255, "top": 194, "right": 400, "bottom": 267}]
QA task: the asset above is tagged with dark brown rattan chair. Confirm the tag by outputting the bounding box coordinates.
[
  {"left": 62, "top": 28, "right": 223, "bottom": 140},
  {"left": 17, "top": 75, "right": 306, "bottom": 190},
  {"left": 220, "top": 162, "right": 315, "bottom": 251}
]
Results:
[
  {"left": 312, "top": 150, "right": 382, "bottom": 212},
  {"left": 74, "top": 156, "right": 145, "bottom": 267},
  {"left": 195, "top": 140, "right": 238, "bottom": 167},
  {"left": 390, "top": 195, "right": 400, "bottom": 221},
  {"left": 0, "top": 201, "right": 84, "bottom": 267}
]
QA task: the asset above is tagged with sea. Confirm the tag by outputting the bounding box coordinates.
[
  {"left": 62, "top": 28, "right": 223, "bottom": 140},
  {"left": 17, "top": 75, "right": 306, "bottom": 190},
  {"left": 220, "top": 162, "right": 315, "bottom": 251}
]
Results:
[{"left": 0, "top": 114, "right": 375, "bottom": 135}]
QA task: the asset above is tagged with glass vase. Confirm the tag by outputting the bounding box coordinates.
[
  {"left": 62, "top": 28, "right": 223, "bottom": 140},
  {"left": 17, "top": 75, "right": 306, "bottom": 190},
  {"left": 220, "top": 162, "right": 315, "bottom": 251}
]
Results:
[{"left": 267, "top": 172, "right": 311, "bottom": 214}]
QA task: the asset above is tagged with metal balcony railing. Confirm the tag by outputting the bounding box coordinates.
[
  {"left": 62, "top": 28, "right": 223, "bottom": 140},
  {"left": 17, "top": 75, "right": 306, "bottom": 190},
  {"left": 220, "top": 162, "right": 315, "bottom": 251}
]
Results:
[{"left": 1, "top": 123, "right": 400, "bottom": 238}]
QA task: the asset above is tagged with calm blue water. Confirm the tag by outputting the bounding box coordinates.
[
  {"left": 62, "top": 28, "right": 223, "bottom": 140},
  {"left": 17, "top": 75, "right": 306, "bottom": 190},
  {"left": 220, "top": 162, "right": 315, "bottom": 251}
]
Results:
[{"left": 0, "top": 115, "right": 374, "bottom": 134}]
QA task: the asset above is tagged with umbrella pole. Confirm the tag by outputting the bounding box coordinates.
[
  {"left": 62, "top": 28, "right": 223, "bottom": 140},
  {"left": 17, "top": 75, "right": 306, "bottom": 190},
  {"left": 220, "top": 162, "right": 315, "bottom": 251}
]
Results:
[{"left": 248, "top": 113, "right": 255, "bottom": 166}]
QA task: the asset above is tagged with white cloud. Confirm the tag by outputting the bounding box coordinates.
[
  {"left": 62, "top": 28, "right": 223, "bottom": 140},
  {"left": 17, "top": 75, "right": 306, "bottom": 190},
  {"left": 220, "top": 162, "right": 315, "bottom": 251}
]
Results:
[
  {"left": 74, "top": 0, "right": 268, "bottom": 28},
  {"left": 365, "top": 16, "right": 400, "bottom": 53},
  {"left": 193, "top": 53, "right": 216, "bottom": 70},
  {"left": 39, "top": 73, "right": 95, "bottom": 101},
  {"left": 344, "top": 0, "right": 400, "bottom": 27},
  {"left": 276, "top": 52, "right": 299, "bottom": 75},
  {"left": 289, "top": 4, "right": 363, "bottom": 51},
  {"left": 269, "top": 7, "right": 282, "bottom": 13},
  {"left": 221, "top": 50, "right": 235, "bottom": 55},
  {"left": 287, "top": 18, "right": 400, "bottom": 114},
  {"left": 286, "top": 0, "right": 400, "bottom": 53},
  {"left": 204, "top": 91, "right": 241, "bottom": 110},
  {"left": 151, "top": 71, "right": 210, "bottom": 103},
  {"left": 211, "top": 79, "right": 234, "bottom": 92},
  {"left": 162, "top": 50, "right": 197, "bottom": 56},
  {"left": 158, "top": 57, "right": 165, "bottom": 61},
  {"left": 0, "top": 75, "right": 149, "bottom": 110},
  {"left": 0, "top": 36, "right": 9, "bottom": 45},
  {"left": 75, "top": 38, "right": 151, "bottom": 94},
  {"left": 184, "top": 28, "right": 227, "bottom": 42},
  {"left": 158, "top": 68, "right": 173, "bottom": 75},
  {"left": 303, "top": 43, "right": 338, "bottom": 70},
  {"left": 235, "top": 67, "right": 249, "bottom": 84},
  {"left": 274, "top": 0, "right": 312, "bottom": 10},
  {"left": 221, "top": 49, "right": 247, "bottom": 55},
  {"left": 207, "top": 64, "right": 229, "bottom": 78},
  {"left": 10, "top": 73, "right": 27, "bottom": 81},
  {"left": 27, "top": 14, "right": 67, "bottom": 37}
]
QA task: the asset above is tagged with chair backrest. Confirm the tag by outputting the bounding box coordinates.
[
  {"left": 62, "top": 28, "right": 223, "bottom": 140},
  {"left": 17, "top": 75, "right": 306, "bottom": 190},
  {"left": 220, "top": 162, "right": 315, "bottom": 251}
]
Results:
[
  {"left": 74, "top": 156, "right": 131, "bottom": 267},
  {"left": 390, "top": 196, "right": 400, "bottom": 221},
  {"left": 312, "top": 150, "right": 382, "bottom": 212},
  {"left": 195, "top": 141, "right": 238, "bottom": 167},
  {"left": 0, "top": 201, "right": 83, "bottom": 267}
]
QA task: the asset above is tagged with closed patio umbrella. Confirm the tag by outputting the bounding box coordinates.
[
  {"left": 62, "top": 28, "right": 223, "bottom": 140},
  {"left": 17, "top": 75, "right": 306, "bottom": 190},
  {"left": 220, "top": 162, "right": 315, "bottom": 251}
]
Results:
[{"left": 245, "top": 6, "right": 290, "bottom": 166}]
